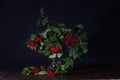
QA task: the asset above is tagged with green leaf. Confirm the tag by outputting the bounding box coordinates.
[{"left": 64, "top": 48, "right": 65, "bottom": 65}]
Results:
[
  {"left": 44, "top": 50, "right": 50, "bottom": 56},
  {"left": 42, "top": 28, "right": 50, "bottom": 38},
  {"left": 40, "top": 7, "right": 44, "bottom": 15},
  {"left": 69, "top": 47, "right": 75, "bottom": 57},
  {"left": 76, "top": 24, "right": 84, "bottom": 29},
  {"left": 41, "top": 17, "right": 48, "bottom": 25},
  {"left": 80, "top": 42, "right": 88, "bottom": 54},
  {"left": 81, "top": 32, "right": 88, "bottom": 40},
  {"left": 55, "top": 65, "right": 67, "bottom": 74},
  {"left": 37, "top": 7, "right": 48, "bottom": 26},
  {"left": 59, "top": 23, "right": 65, "bottom": 27},
  {"left": 60, "top": 27, "right": 71, "bottom": 35},
  {"left": 61, "top": 65, "right": 65, "bottom": 71},
  {"left": 37, "top": 50, "right": 45, "bottom": 54},
  {"left": 63, "top": 58, "right": 74, "bottom": 69},
  {"left": 55, "top": 65, "right": 61, "bottom": 74},
  {"left": 52, "top": 28, "right": 61, "bottom": 37},
  {"left": 81, "top": 42, "right": 88, "bottom": 45},
  {"left": 30, "top": 34, "right": 36, "bottom": 40},
  {"left": 74, "top": 24, "right": 84, "bottom": 35},
  {"left": 37, "top": 19, "right": 40, "bottom": 26},
  {"left": 60, "top": 35, "right": 64, "bottom": 39},
  {"left": 22, "top": 67, "right": 33, "bottom": 76},
  {"left": 69, "top": 46, "right": 80, "bottom": 59}
]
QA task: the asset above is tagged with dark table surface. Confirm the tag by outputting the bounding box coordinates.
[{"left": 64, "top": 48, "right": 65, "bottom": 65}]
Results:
[{"left": 0, "top": 65, "right": 120, "bottom": 80}]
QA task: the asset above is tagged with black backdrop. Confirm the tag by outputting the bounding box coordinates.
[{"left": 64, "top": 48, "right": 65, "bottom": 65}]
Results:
[{"left": 0, "top": 0, "right": 120, "bottom": 68}]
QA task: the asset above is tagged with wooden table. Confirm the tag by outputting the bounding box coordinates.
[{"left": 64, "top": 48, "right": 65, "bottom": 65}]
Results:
[{"left": 0, "top": 65, "right": 120, "bottom": 80}]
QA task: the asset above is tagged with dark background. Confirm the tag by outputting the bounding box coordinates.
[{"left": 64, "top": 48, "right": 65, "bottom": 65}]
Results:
[{"left": 0, "top": 0, "right": 120, "bottom": 68}]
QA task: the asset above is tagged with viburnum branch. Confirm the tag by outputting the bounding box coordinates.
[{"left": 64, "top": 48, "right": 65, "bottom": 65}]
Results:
[{"left": 22, "top": 7, "right": 88, "bottom": 76}]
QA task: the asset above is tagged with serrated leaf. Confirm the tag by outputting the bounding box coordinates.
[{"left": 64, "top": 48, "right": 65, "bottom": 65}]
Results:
[
  {"left": 76, "top": 24, "right": 84, "bottom": 29},
  {"left": 44, "top": 50, "right": 50, "bottom": 56},
  {"left": 69, "top": 47, "right": 75, "bottom": 57},
  {"left": 61, "top": 65, "right": 65, "bottom": 71},
  {"left": 63, "top": 58, "right": 74, "bottom": 69},
  {"left": 30, "top": 34, "right": 36, "bottom": 40},
  {"left": 80, "top": 42, "right": 88, "bottom": 46},
  {"left": 37, "top": 18, "right": 40, "bottom": 26},
  {"left": 40, "top": 7, "right": 44, "bottom": 15},
  {"left": 37, "top": 7, "right": 48, "bottom": 26},
  {"left": 55, "top": 64, "right": 67, "bottom": 74},
  {"left": 60, "top": 27, "right": 71, "bottom": 34},
  {"left": 74, "top": 24, "right": 84, "bottom": 35},
  {"left": 22, "top": 67, "right": 32, "bottom": 76},
  {"left": 42, "top": 29, "right": 50, "bottom": 38},
  {"left": 59, "top": 35, "right": 64, "bottom": 39},
  {"left": 80, "top": 42, "right": 88, "bottom": 54},
  {"left": 58, "top": 23, "right": 65, "bottom": 26},
  {"left": 55, "top": 65, "right": 61, "bottom": 74},
  {"left": 81, "top": 32, "right": 88, "bottom": 40},
  {"left": 41, "top": 17, "right": 48, "bottom": 25}
]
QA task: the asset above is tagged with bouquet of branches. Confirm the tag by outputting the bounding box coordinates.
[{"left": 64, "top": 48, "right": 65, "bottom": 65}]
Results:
[{"left": 22, "top": 8, "right": 88, "bottom": 77}]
